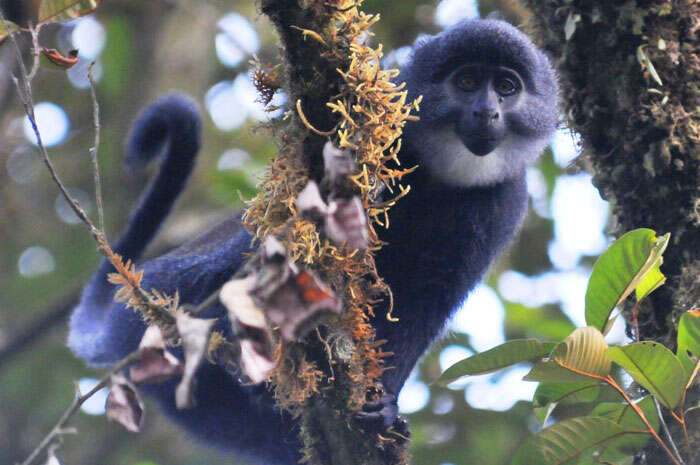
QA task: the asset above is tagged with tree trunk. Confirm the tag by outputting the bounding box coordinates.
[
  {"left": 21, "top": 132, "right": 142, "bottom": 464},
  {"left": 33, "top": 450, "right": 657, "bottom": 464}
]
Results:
[{"left": 523, "top": 1, "right": 699, "bottom": 463}]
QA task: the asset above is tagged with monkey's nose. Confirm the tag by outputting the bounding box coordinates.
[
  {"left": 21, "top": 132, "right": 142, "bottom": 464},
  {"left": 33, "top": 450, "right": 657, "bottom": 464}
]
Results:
[{"left": 473, "top": 109, "right": 499, "bottom": 121}]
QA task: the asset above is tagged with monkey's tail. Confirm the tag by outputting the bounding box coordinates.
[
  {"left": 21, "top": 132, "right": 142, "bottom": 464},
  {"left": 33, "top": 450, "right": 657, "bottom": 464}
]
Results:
[{"left": 89, "top": 94, "right": 202, "bottom": 301}]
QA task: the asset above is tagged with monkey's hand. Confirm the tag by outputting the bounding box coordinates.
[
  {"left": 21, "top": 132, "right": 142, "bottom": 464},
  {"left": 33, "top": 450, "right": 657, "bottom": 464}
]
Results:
[{"left": 355, "top": 385, "right": 411, "bottom": 443}]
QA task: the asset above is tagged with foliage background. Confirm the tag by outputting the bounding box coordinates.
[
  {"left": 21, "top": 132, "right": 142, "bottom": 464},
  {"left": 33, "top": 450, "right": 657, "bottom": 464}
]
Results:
[{"left": 0, "top": 1, "right": 616, "bottom": 464}]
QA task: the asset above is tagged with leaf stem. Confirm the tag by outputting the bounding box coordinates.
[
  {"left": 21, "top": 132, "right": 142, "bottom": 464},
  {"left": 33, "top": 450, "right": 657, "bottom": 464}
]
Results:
[
  {"left": 632, "top": 300, "right": 641, "bottom": 342},
  {"left": 554, "top": 361, "right": 685, "bottom": 465},
  {"left": 605, "top": 375, "right": 684, "bottom": 465}
]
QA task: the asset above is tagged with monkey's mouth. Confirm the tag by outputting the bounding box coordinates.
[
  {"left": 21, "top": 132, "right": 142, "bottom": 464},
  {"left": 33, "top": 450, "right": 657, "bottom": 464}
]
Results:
[{"left": 461, "top": 133, "right": 502, "bottom": 156}]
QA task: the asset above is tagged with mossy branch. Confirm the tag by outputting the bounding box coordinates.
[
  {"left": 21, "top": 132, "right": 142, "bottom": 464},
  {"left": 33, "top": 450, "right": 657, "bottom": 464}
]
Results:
[{"left": 250, "top": 1, "right": 418, "bottom": 463}]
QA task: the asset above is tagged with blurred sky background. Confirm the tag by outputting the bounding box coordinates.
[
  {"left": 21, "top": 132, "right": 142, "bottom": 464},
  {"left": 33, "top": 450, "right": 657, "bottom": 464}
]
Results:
[{"left": 0, "top": 1, "right": 624, "bottom": 464}]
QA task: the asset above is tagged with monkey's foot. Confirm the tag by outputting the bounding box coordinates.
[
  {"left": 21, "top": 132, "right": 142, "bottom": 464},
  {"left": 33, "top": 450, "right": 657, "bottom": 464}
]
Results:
[{"left": 355, "top": 390, "right": 411, "bottom": 443}]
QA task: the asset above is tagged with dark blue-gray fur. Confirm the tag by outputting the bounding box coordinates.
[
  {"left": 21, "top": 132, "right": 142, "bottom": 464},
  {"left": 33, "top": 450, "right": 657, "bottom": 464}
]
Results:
[{"left": 67, "top": 19, "right": 558, "bottom": 465}]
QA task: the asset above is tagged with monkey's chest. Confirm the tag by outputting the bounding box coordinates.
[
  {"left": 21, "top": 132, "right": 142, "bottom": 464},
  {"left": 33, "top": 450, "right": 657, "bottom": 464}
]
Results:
[
  {"left": 377, "top": 202, "right": 488, "bottom": 307},
  {"left": 374, "top": 177, "right": 527, "bottom": 318}
]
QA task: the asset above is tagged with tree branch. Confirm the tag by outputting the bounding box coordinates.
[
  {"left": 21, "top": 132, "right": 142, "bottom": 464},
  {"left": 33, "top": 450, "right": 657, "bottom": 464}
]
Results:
[{"left": 19, "top": 349, "right": 143, "bottom": 465}]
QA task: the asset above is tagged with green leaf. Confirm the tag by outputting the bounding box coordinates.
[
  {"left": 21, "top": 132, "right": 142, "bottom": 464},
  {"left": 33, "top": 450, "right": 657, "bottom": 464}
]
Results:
[
  {"left": 634, "top": 265, "right": 665, "bottom": 302},
  {"left": 0, "top": 18, "right": 20, "bottom": 44},
  {"left": 534, "top": 403, "right": 557, "bottom": 425},
  {"left": 533, "top": 382, "right": 600, "bottom": 408},
  {"left": 505, "top": 301, "right": 576, "bottom": 341},
  {"left": 435, "top": 339, "right": 555, "bottom": 385},
  {"left": 524, "top": 361, "right": 595, "bottom": 384},
  {"left": 592, "top": 397, "right": 659, "bottom": 457},
  {"left": 677, "top": 310, "right": 700, "bottom": 376},
  {"left": 39, "top": 0, "right": 104, "bottom": 24},
  {"left": 510, "top": 417, "right": 627, "bottom": 465},
  {"left": 585, "top": 229, "right": 669, "bottom": 333},
  {"left": 552, "top": 327, "right": 611, "bottom": 377},
  {"left": 606, "top": 342, "right": 685, "bottom": 409},
  {"left": 532, "top": 382, "right": 600, "bottom": 425}
]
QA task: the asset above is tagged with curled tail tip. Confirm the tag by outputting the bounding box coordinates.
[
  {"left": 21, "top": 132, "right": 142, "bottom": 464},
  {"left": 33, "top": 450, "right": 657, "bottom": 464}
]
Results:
[{"left": 125, "top": 93, "right": 202, "bottom": 171}]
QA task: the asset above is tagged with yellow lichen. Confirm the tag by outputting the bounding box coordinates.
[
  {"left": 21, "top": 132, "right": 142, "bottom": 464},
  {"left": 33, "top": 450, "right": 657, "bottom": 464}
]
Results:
[{"left": 243, "top": 0, "right": 418, "bottom": 414}]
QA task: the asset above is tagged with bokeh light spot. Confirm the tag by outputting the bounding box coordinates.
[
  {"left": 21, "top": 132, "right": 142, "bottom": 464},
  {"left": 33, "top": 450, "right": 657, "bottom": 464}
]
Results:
[
  {"left": 432, "top": 394, "right": 455, "bottom": 415},
  {"left": 216, "top": 13, "right": 260, "bottom": 67},
  {"left": 18, "top": 246, "right": 56, "bottom": 277},
  {"left": 206, "top": 81, "right": 248, "bottom": 130},
  {"left": 451, "top": 285, "right": 505, "bottom": 352},
  {"left": 217, "top": 148, "right": 251, "bottom": 171},
  {"left": 55, "top": 188, "right": 93, "bottom": 224},
  {"left": 71, "top": 17, "right": 106, "bottom": 60},
  {"left": 23, "top": 102, "right": 70, "bottom": 147},
  {"left": 465, "top": 367, "right": 536, "bottom": 411},
  {"left": 398, "top": 379, "right": 430, "bottom": 414},
  {"left": 67, "top": 59, "right": 103, "bottom": 89},
  {"left": 7, "top": 146, "right": 39, "bottom": 184},
  {"left": 435, "top": 0, "right": 479, "bottom": 27},
  {"left": 78, "top": 378, "right": 108, "bottom": 415}
]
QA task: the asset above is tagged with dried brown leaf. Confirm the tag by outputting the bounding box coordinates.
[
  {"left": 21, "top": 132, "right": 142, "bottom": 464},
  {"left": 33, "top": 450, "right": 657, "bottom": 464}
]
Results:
[
  {"left": 239, "top": 339, "right": 277, "bottom": 384},
  {"left": 41, "top": 48, "right": 79, "bottom": 68},
  {"left": 129, "top": 326, "right": 183, "bottom": 384},
  {"left": 322, "top": 141, "right": 355, "bottom": 180},
  {"left": 220, "top": 276, "right": 266, "bottom": 329},
  {"left": 106, "top": 374, "right": 144, "bottom": 432},
  {"left": 257, "top": 269, "right": 341, "bottom": 341},
  {"left": 326, "top": 196, "right": 368, "bottom": 250},
  {"left": 174, "top": 312, "right": 216, "bottom": 409}
]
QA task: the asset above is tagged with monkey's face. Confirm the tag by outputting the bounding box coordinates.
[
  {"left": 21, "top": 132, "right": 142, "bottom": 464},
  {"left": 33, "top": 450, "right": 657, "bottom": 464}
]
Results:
[
  {"left": 449, "top": 64, "right": 524, "bottom": 156},
  {"left": 399, "top": 19, "right": 560, "bottom": 187},
  {"left": 401, "top": 60, "right": 553, "bottom": 188}
]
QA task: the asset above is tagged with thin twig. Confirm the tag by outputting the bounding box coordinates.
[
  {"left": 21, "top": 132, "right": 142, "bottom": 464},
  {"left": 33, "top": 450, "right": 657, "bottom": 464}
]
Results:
[
  {"left": 26, "top": 23, "right": 41, "bottom": 82},
  {"left": 632, "top": 300, "right": 641, "bottom": 342},
  {"left": 653, "top": 396, "right": 686, "bottom": 465},
  {"left": 3, "top": 12, "right": 101, "bottom": 240},
  {"left": 184, "top": 289, "right": 220, "bottom": 316},
  {"left": 19, "top": 349, "right": 143, "bottom": 465},
  {"left": 87, "top": 61, "right": 105, "bottom": 234},
  {"left": 3, "top": 11, "right": 176, "bottom": 327}
]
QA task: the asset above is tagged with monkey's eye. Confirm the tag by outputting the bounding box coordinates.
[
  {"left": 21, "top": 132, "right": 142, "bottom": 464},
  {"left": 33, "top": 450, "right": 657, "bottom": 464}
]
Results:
[
  {"left": 494, "top": 76, "right": 520, "bottom": 96},
  {"left": 456, "top": 69, "right": 480, "bottom": 91}
]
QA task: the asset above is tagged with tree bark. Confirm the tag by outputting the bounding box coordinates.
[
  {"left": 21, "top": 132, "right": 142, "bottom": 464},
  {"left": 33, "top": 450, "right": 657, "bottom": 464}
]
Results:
[
  {"left": 254, "top": 2, "right": 411, "bottom": 464},
  {"left": 523, "top": 1, "right": 699, "bottom": 463}
]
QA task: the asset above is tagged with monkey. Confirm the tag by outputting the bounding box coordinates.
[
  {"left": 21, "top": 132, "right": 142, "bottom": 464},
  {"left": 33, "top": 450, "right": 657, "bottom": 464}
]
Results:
[{"left": 68, "top": 19, "right": 558, "bottom": 465}]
